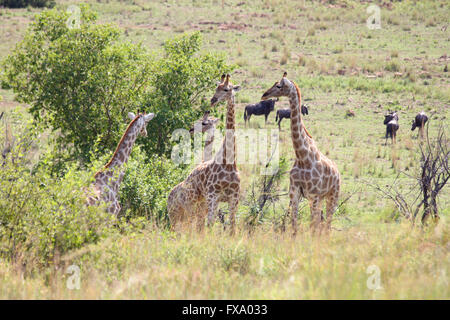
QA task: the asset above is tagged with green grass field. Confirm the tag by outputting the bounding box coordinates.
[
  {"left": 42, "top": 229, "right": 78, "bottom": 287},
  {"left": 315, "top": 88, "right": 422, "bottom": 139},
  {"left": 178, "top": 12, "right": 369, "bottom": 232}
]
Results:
[{"left": 0, "top": 0, "right": 449, "bottom": 299}]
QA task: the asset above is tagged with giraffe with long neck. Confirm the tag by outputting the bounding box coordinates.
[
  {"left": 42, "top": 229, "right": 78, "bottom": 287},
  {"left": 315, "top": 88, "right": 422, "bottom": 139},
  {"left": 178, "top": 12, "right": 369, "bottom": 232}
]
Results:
[
  {"left": 261, "top": 73, "right": 340, "bottom": 234},
  {"left": 87, "top": 112, "right": 155, "bottom": 215},
  {"left": 189, "top": 110, "right": 219, "bottom": 162},
  {"left": 168, "top": 74, "right": 241, "bottom": 233}
]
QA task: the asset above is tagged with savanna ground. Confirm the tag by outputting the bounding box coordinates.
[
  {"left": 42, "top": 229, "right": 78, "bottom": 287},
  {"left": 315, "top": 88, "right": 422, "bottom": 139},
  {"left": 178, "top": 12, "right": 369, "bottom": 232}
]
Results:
[{"left": 0, "top": 0, "right": 449, "bottom": 299}]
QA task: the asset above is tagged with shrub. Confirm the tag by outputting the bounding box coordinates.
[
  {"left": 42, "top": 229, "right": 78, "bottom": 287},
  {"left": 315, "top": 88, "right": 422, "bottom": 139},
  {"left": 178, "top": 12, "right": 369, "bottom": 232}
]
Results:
[
  {"left": 243, "top": 156, "right": 289, "bottom": 230},
  {"left": 119, "top": 148, "right": 187, "bottom": 225},
  {"left": 1, "top": 5, "right": 153, "bottom": 165},
  {"left": 0, "top": 120, "right": 113, "bottom": 269}
]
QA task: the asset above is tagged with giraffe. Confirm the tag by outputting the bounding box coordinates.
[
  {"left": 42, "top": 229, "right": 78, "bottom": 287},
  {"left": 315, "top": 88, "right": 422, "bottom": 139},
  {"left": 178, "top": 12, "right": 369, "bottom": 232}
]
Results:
[
  {"left": 87, "top": 112, "right": 155, "bottom": 215},
  {"left": 189, "top": 110, "right": 220, "bottom": 162},
  {"left": 261, "top": 72, "right": 340, "bottom": 235},
  {"left": 168, "top": 74, "right": 241, "bottom": 233}
]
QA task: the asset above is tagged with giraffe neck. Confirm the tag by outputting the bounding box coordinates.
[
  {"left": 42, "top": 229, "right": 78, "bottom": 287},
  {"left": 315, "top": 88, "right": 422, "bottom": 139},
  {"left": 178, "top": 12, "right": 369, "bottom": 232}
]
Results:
[
  {"left": 96, "top": 117, "right": 142, "bottom": 185},
  {"left": 288, "top": 81, "right": 313, "bottom": 161},
  {"left": 215, "top": 96, "right": 236, "bottom": 168},
  {"left": 203, "top": 128, "right": 215, "bottom": 162}
]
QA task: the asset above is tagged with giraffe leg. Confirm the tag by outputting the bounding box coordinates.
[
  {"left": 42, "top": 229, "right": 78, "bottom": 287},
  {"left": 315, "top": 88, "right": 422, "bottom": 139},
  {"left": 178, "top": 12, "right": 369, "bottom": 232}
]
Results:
[
  {"left": 288, "top": 182, "right": 301, "bottom": 237},
  {"left": 206, "top": 194, "right": 219, "bottom": 227},
  {"left": 309, "top": 196, "right": 323, "bottom": 234},
  {"left": 325, "top": 190, "right": 339, "bottom": 232},
  {"left": 228, "top": 195, "right": 239, "bottom": 235},
  {"left": 196, "top": 200, "right": 207, "bottom": 232},
  {"left": 170, "top": 208, "right": 185, "bottom": 231}
]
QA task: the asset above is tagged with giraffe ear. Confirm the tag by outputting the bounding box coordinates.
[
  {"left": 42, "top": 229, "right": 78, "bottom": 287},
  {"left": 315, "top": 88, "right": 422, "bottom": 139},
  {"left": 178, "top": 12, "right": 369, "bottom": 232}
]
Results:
[
  {"left": 144, "top": 113, "right": 155, "bottom": 122},
  {"left": 128, "top": 112, "right": 136, "bottom": 120},
  {"left": 232, "top": 85, "right": 241, "bottom": 92}
]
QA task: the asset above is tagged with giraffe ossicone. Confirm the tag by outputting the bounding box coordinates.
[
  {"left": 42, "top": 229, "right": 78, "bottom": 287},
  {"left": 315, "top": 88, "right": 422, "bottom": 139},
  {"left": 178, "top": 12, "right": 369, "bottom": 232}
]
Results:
[{"left": 86, "top": 111, "right": 155, "bottom": 215}]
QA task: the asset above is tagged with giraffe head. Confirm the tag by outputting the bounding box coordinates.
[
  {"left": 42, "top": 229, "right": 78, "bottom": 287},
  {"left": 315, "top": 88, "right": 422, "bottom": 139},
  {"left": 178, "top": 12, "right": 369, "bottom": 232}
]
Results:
[
  {"left": 210, "top": 74, "right": 241, "bottom": 107},
  {"left": 127, "top": 112, "right": 155, "bottom": 137},
  {"left": 261, "top": 72, "right": 292, "bottom": 100},
  {"left": 189, "top": 111, "right": 219, "bottom": 134}
]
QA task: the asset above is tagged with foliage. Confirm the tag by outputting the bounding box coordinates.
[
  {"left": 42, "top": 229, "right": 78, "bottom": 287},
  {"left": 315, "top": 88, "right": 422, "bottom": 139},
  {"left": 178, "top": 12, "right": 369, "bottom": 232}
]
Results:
[
  {"left": 119, "top": 147, "right": 187, "bottom": 225},
  {"left": 1, "top": 5, "right": 153, "bottom": 165},
  {"left": 244, "top": 156, "right": 289, "bottom": 230},
  {"left": 1, "top": 6, "right": 235, "bottom": 168},
  {"left": 141, "top": 32, "right": 235, "bottom": 157},
  {"left": 0, "top": 0, "right": 55, "bottom": 8},
  {"left": 0, "top": 119, "right": 114, "bottom": 269}
]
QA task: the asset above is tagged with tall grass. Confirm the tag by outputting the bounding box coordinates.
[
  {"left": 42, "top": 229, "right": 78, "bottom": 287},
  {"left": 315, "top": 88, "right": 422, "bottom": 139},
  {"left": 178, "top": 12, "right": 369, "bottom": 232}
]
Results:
[{"left": 0, "top": 223, "right": 448, "bottom": 299}]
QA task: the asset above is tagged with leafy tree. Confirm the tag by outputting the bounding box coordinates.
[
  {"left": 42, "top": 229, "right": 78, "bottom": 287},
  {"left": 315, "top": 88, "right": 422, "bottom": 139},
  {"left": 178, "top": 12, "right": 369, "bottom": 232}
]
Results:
[
  {"left": 142, "top": 32, "right": 235, "bottom": 157},
  {"left": 1, "top": 5, "right": 153, "bottom": 165},
  {"left": 1, "top": 6, "right": 234, "bottom": 167}
]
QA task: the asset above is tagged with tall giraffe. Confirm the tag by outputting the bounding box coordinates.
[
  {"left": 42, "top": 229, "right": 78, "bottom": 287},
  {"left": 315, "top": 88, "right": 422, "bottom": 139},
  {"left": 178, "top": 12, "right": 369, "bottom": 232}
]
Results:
[
  {"left": 168, "top": 74, "right": 241, "bottom": 233},
  {"left": 261, "top": 72, "right": 340, "bottom": 234},
  {"left": 189, "top": 110, "right": 219, "bottom": 162},
  {"left": 87, "top": 112, "right": 155, "bottom": 215}
]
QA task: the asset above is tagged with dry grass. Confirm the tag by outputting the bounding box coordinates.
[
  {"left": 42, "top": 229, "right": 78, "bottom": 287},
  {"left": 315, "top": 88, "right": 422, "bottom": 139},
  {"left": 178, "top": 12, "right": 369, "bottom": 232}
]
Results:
[{"left": 0, "top": 222, "right": 448, "bottom": 299}]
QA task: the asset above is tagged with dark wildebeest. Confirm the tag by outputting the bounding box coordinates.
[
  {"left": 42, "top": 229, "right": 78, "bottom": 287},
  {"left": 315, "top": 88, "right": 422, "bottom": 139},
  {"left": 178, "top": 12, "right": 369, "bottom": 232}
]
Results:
[
  {"left": 383, "top": 111, "right": 399, "bottom": 145},
  {"left": 411, "top": 111, "right": 428, "bottom": 139},
  {"left": 243, "top": 98, "right": 278, "bottom": 126},
  {"left": 275, "top": 104, "right": 309, "bottom": 130}
]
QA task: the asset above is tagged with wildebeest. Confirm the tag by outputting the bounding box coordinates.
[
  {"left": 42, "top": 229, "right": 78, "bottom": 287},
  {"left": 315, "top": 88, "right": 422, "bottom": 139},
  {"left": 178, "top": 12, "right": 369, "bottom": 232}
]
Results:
[
  {"left": 411, "top": 111, "right": 428, "bottom": 139},
  {"left": 243, "top": 98, "right": 278, "bottom": 126},
  {"left": 275, "top": 104, "right": 309, "bottom": 129},
  {"left": 383, "top": 111, "right": 399, "bottom": 145}
]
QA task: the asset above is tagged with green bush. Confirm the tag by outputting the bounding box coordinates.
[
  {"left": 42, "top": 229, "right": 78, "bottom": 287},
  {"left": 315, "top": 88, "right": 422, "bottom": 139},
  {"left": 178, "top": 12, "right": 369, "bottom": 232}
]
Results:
[
  {"left": 141, "top": 32, "right": 235, "bottom": 157},
  {"left": 1, "top": 6, "right": 234, "bottom": 169},
  {"left": 0, "top": 0, "right": 55, "bottom": 8},
  {"left": 0, "top": 120, "right": 114, "bottom": 269},
  {"left": 1, "top": 5, "right": 153, "bottom": 165},
  {"left": 119, "top": 147, "right": 187, "bottom": 226}
]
